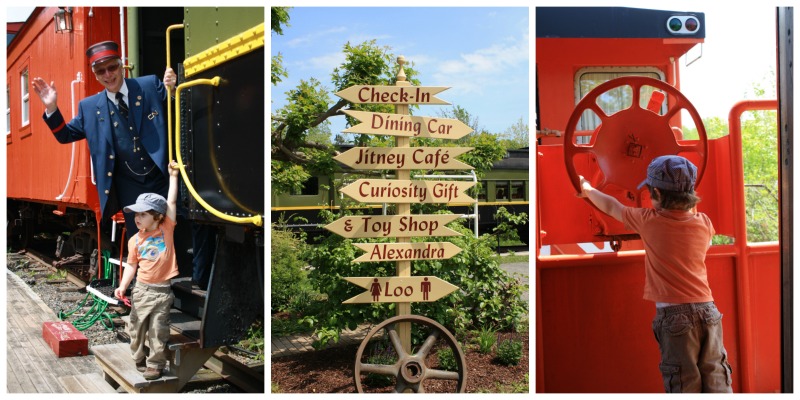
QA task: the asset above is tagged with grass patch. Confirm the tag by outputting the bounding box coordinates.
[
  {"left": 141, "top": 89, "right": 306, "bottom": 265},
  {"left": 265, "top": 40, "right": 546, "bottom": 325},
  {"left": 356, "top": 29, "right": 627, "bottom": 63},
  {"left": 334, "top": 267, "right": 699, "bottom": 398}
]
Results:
[{"left": 496, "top": 254, "right": 528, "bottom": 264}]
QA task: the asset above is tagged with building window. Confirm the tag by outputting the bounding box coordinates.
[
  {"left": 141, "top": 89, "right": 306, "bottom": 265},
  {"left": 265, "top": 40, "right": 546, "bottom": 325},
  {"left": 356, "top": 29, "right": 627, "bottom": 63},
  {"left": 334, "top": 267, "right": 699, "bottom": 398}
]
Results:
[
  {"left": 291, "top": 176, "right": 319, "bottom": 196},
  {"left": 20, "top": 69, "right": 30, "bottom": 126}
]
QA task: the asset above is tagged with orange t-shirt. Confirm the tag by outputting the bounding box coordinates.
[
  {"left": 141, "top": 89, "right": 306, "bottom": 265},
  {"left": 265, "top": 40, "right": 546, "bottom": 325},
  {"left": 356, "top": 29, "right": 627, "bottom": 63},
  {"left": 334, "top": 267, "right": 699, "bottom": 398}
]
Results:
[
  {"left": 622, "top": 207, "right": 715, "bottom": 303},
  {"left": 127, "top": 216, "right": 179, "bottom": 285}
]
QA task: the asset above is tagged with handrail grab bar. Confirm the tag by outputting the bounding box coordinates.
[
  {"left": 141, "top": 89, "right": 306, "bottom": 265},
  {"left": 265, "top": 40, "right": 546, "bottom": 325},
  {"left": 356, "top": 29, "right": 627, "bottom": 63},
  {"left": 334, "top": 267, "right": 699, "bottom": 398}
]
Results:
[{"left": 173, "top": 78, "right": 263, "bottom": 226}]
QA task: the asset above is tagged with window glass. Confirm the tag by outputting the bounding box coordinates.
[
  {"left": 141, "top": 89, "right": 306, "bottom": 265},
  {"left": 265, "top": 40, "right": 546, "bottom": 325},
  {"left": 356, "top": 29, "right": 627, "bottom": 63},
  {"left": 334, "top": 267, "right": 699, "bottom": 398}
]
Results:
[
  {"left": 511, "top": 181, "right": 526, "bottom": 201},
  {"left": 21, "top": 69, "right": 30, "bottom": 125},
  {"left": 6, "top": 87, "right": 10, "bottom": 135},
  {"left": 495, "top": 181, "right": 509, "bottom": 201},
  {"left": 475, "top": 183, "right": 488, "bottom": 202},
  {"left": 291, "top": 176, "right": 319, "bottom": 196},
  {"left": 576, "top": 70, "right": 662, "bottom": 143}
]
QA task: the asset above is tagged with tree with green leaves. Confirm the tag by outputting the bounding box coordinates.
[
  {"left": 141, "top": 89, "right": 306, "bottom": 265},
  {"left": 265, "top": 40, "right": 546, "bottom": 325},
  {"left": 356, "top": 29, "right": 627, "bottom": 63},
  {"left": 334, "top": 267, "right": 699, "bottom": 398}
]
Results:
[{"left": 270, "top": 7, "right": 508, "bottom": 196}]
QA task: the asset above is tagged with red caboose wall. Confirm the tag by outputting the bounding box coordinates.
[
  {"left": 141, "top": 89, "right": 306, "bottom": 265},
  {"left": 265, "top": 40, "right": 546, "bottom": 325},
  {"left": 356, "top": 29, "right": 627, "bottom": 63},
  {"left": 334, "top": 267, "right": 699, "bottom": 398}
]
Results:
[
  {"left": 536, "top": 37, "right": 696, "bottom": 145},
  {"left": 7, "top": 7, "right": 122, "bottom": 213}
]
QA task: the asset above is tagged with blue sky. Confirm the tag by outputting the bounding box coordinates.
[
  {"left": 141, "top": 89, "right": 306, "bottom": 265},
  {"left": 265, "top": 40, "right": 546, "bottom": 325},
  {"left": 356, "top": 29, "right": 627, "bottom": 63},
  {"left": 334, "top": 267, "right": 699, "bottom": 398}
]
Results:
[{"left": 270, "top": 7, "right": 530, "bottom": 140}]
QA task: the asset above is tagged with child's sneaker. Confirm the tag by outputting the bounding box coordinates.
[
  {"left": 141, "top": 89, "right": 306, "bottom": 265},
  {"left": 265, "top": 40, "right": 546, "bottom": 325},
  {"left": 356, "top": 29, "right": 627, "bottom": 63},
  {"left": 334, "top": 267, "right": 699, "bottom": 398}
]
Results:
[
  {"left": 135, "top": 359, "right": 146, "bottom": 372},
  {"left": 143, "top": 367, "right": 162, "bottom": 380}
]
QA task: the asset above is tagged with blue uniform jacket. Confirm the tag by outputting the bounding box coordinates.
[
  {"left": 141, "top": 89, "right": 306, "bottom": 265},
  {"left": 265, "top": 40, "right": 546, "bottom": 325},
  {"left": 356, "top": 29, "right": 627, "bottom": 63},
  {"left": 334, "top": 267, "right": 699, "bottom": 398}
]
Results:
[{"left": 43, "top": 76, "right": 169, "bottom": 217}]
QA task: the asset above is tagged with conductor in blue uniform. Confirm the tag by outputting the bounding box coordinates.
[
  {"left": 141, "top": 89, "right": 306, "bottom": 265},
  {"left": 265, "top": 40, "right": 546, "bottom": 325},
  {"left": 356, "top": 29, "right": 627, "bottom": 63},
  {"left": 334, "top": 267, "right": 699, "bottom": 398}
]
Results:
[{"left": 32, "top": 41, "right": 214, "bottom": 288}]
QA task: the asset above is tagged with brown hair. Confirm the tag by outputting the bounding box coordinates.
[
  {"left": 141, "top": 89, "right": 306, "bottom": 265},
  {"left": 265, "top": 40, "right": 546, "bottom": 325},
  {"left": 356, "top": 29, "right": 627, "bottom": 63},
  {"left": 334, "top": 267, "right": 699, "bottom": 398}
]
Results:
[
  {"left": 648, "top": 186, "right": 701, "bottom": 211},
  {"left": 145, "top": 209, "right": 165, "bottom": 223}
]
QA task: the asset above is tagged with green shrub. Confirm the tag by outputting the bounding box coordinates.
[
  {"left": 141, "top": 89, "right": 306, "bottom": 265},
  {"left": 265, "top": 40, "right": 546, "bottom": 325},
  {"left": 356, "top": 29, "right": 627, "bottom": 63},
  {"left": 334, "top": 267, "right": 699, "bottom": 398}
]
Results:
[
  {"left": 303, "top": 209, "right": 529, "bottom": 348},
  {"left": 475, "top": 327, "right": 497, "bottom": 354},
  {"left": 496, "top": 339, "right": 523, "bottom": 366},
  {"left": 271, "top": 226, "right": 309, "bottom": 313},
  {"left": 363, "top": 341, "right": 397, "bottom": 387},
  {"left": 437, "top": 347, "right": 458, "bottom": 371}
]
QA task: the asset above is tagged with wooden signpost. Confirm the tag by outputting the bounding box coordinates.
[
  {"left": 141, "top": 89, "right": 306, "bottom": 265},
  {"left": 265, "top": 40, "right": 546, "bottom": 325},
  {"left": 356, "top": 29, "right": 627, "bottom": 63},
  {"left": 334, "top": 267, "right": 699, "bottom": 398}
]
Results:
[
  {"left": 333, "top": 56, "right": 471, "bottom": 353},
  {"left": 339, "top": 179, "right": 475, "bottom": 204},
  {"left": 334, "top": 146, "right": 473, "bottom": 170},
  {"left": 352, "top": 242, "right": 462, "bottom": 262},
  {"left": 341, "top": 110, "right": 474, "bottom": 139},
  {"left": 342, "top": 276, "right": 458, "bottom": 304},
  {"left": 324, "top": 215, "right": 462, "bottom": 238},
  {"left": 335, "top": 85, "right": 450, "bottom": 105}
]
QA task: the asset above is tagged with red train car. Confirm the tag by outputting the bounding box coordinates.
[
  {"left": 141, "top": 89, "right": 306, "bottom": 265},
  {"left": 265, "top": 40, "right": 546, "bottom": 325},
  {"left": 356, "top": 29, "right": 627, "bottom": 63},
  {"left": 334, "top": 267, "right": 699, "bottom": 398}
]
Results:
[{"left": 535, "top": 7, "right": 790, "bottom": 393}]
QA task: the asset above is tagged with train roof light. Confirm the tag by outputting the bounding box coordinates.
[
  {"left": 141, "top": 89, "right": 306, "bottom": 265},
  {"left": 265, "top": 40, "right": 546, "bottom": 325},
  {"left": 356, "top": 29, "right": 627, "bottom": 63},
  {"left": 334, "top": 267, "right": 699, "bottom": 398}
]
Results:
[{"left": 666, "top": 16, "right": 700, "bottom": 35}]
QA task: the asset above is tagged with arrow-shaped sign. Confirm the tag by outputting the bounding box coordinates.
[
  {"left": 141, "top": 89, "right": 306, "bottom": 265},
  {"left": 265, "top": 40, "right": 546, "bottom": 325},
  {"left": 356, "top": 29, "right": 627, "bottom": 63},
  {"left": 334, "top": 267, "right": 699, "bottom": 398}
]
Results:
[
  {"left": 341, "top": 110, "right": 473, "bottom": 139},
  {"left": 334, "top": 147, "right": 473, "bottom": 170},
  {"left": 340, "top": 179, "right": 475, "bottom": 204},
  {"left": 335, "top": 86, "right": 450, "bottom": 105},
  {"left": 352, "top": 242, "right": 463, "bottom": 262},
  {"left": 325, "top": 214, "right": 462, "bottom": 238},
  {"left": 343, "top": 276, "right": 459, "bottom": 304}
]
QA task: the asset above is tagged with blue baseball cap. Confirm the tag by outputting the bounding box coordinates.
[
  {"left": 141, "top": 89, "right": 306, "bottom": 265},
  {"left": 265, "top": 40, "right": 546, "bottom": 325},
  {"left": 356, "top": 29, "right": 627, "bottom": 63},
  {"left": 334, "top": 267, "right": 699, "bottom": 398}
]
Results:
[
  {"left": 637, "top": 155, "right": 697, "bottom": 192},
  {"left": 123, "top": 193, "right": 167, "bottom": 215}
]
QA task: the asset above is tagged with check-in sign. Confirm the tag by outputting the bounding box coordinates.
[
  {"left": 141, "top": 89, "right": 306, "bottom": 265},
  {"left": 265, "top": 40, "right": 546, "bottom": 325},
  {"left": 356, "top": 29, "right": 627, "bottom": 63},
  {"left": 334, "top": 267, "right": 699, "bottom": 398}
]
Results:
[
  {"left": 324, "top": 215, "right": 462, "bottom": 238},
  {"left": 335, "top": 86, "right": 450, "bottom": 105},
  {"left": 340, "top": 179, "right": 475, "bottom": 204},
  {"left": 343, "top": 276, "right": 458, "bottom": 304},
  {"left": 334, "top": 147, "right": 473, "bottom": 170}
]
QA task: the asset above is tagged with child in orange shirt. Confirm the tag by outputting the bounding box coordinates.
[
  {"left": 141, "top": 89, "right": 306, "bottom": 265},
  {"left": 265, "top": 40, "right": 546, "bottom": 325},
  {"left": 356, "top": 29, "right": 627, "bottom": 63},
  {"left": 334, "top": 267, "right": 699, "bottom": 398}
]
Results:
[
  {"left": 579, "top": 155, "right": 733, "bottom": 393},
  {"left": 114, "top": 160, "right": 181, "bottom": 380}
]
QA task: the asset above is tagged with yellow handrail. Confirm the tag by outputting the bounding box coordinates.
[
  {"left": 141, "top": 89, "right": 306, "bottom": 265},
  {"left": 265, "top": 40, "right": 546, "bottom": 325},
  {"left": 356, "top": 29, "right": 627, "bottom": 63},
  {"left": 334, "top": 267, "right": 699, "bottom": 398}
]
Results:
[
  {"left": 174, "top": 78, "right": 263, "bottom": 226},
  {"left": 165, "top": 24, "right": 184, "bottom": 163}
]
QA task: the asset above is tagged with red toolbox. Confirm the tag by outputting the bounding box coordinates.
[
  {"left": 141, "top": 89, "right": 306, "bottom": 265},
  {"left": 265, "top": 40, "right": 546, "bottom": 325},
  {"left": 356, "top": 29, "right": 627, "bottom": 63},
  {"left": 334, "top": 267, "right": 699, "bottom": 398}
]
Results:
[{"left": 42, "top": 321, "right": 88, "bottom": 357}]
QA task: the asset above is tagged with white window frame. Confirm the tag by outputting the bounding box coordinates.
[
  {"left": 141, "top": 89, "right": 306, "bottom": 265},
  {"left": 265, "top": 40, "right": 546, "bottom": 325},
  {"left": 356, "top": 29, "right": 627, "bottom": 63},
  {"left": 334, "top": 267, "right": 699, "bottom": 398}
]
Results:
[
  {"left": 20, "top": 68, "right": 30, "bottom": 127},
  {"left": 6, "top": 86, "right": 10, "bottom": 136}
]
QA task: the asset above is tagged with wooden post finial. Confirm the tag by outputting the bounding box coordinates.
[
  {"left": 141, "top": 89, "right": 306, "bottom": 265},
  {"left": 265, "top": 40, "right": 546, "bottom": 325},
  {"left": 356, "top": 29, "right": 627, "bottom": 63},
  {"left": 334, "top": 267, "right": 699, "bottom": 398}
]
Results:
[{"left": 396, "top": 56, "right": 407, "bottom": 82}]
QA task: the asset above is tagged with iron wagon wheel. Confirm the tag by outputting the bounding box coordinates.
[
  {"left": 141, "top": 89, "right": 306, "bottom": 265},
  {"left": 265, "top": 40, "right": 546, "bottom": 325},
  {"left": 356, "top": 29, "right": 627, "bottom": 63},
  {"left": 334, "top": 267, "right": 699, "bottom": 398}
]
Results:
[
  {"left": 354, "top": 314, "right": 467, "bottom": 393},
  {"left": 563, "top": 76, "right": 708, "bottom": 209}
]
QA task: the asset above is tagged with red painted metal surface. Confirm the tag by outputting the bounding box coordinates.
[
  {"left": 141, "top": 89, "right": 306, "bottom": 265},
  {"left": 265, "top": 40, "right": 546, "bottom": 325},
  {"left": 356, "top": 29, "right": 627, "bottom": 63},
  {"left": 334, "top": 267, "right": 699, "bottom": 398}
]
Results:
[
  {"left": 7, "top": 7, "right": 123, "bottom": 217},
  {"left": 535, "top": 33, "right": 781, "bottom": 393},
  {"left": 535, "top": 105, "right": 781, "bottom": 392}
]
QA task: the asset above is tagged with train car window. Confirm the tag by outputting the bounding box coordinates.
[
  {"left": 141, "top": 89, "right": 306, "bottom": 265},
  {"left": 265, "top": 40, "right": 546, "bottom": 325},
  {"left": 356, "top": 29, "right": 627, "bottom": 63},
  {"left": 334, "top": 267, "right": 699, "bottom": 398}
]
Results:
[
  {"left": 475, "top": 184, "right": 488, "bottom": 202},
  {"left": 20, "top": 68, "right": 30, "bottom": 126},
  {"left": 291, "top": 176, "right": 319, "bottom": 196},
  {"left": 511, "top": 181, "right": 526, "bottom": 201},
  {"left": 6, "top": 87, "right": 10, "bottom": 135},
  {"left": 495, "top": 181, "right": 509, "bottom": 201},
  {"left": 574, "top": 68, "right": 664, "bottom": 144}
]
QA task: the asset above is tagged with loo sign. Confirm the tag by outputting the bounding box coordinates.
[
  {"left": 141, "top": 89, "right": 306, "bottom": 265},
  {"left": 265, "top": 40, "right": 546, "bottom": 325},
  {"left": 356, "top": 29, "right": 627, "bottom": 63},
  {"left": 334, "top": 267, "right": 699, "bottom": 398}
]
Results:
[{"left": 342, "top": 276, "right": 458, "bottom": 304}]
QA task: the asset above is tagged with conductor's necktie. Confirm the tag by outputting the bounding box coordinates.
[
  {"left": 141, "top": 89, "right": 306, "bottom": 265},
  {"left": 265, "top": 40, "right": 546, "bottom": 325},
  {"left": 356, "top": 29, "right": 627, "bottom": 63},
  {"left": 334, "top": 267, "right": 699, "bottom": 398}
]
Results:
[{"left": 116, "top": 92, "right": 129, "bottom": 119}]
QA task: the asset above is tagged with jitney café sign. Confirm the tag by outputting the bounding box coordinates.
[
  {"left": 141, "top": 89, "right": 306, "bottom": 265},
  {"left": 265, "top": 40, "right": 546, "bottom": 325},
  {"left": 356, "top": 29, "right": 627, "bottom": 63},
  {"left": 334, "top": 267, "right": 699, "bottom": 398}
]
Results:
[
  {"left": 334, "top": 146, "right": 473, "bottom": 170},
  {"left": 340, "top": 179, "right": 475, "bottom": 204}
]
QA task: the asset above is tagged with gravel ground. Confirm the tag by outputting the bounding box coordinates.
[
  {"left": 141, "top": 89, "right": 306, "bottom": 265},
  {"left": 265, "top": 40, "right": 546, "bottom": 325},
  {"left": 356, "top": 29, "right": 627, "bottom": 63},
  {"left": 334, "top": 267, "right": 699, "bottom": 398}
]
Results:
[{"left": 6, "top": 251, "right": 247, "bottom": 393}]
